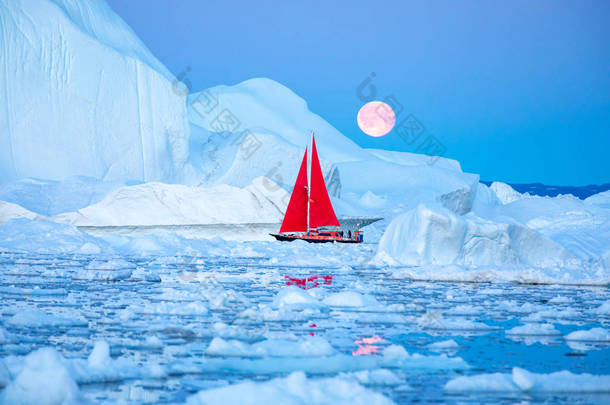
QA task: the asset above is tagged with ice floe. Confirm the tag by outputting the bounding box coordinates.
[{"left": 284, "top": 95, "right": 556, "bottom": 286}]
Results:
[
  {"left": 6, "top": 309, "right": 87, "bottom": 328},
  {"left": 205, "top": 336, "right": 335, "bottom": 358},
  {"left": 185, "top": 371, "right": 395, "bottom": 405},
  {"left": 445, "top": 367, "right": 610, "bottom": 393},
  {"left": 565, "top": 327, "right": 610, "bottom": 342},
  {"left": 0, "top": 348, "right": 80, "bottom": 405}
]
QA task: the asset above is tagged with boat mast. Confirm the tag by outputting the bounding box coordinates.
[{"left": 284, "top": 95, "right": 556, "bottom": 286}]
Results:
[{"left": 306, "top": 131, "right": 312, "bottom": 233}]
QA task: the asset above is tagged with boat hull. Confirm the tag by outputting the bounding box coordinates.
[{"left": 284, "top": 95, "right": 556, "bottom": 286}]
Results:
[{"left": 270, "top": 233, "right": 361, "bottom": 243}]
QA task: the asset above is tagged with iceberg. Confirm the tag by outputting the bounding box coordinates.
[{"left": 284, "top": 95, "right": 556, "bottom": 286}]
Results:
[
  {"left": 53, "top": 177, "right": 286, "bottom": 226},
  {"left": 0, "top": 0, "right": 191, "bottom": 184},
  {"left": 376, "top": 204, "right": 576, "bottom": 267},
  {"left": 0, "top": 201, "right": 40, "bottom": 225}
]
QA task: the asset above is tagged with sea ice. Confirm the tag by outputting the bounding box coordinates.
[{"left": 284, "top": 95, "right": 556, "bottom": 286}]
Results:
[
  {"left": 565, "top": 327, "right": 610, "bottom": 342},
  {"left": 0, "top": 348, "right": 80, "bottom": 405},
  {"left": 444, "top": 367, "right": 610, "bottom": 393},
  {"left": 185, "top": 371, "right": 395, "bottom": 405}
]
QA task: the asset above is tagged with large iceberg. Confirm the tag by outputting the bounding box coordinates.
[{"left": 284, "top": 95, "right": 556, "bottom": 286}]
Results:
[
  {"left": 0, "top": 0, "right": 191, "bottom": 183},
  {"left": 376, "top": 204, "right": 577, "bottom": 268},
  {"left": 54, "top": 177, "right": 287, "bottom": 226},
  {"left": 187, "top": 78, "right": 480, "bottom": 220}
]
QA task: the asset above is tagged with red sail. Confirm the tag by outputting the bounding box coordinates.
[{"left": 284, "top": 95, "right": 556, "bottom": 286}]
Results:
[
  {"left": 279, "top": 147, "right": 308, "bottom": 233},
  {"left": 309, "top": 136, "right": 340, "bottom": 228}
]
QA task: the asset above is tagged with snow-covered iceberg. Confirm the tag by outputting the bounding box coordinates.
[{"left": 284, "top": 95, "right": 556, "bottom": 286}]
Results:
[{"left": 187, "top": 77, "right": 480, "bottom": 220}]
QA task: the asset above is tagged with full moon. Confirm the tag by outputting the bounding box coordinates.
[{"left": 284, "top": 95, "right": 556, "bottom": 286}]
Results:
[{"left": 357, "top": 101, "right": 396, "bottom": 137}]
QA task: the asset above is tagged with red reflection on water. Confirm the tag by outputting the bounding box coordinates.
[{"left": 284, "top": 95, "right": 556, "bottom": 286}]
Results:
[
  {"left": 285, "top": 275, "right": 333, "bottom": 289},
  {"left": 352, "top": 335, "right": 385, "bottom": 356}
]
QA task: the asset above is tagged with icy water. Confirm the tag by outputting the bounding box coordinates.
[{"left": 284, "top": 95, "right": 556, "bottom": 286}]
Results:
[{"left": 1, "top": 251, "right": 609, "bottom": 404}]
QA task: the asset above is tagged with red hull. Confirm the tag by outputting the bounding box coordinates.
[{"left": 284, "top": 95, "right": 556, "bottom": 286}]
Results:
[{"left": 270, "top": 233, "right": 362, "bottom": 243}]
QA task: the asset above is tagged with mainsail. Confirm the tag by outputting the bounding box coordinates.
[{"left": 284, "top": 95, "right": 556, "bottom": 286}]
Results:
[
  {"left": 279, "top": 134, "right": 339, "bottom": 233},
  {"left": 279, "top": 147, "right": 308, "bottom": 233},
  {"left": 309, "top": 136, "right": 340, "bottom": 229}
]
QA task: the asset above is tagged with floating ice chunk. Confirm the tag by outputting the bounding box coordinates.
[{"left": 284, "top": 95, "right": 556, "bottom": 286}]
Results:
[
  {"left": 0, "top": 287, "right": 67, "bottom": 297},
  {"left": 75, "top": 259, "right": 135, "bottom": 280},
  {"left": 205, "top": 338, "right": 261, "bottom": 358},
  {"left": 505, "top": 323, "right": 561, "bottom": 336},
  {"left": 341, "top": 369, "right": 405, "bottom": 387},
  {"left": 237, "top": 305, "right": 322, "bottom": 322},
  {"left": 73, "top": 268, "right": 132, "bottom": 281},
  {"left": 145, "top": 273, "right": 162, "bottom": 282},
  {"left": 210, "top": 322, "right": 265, "bottom": 340},
  {"left": 205, "top": 336, "right": 334, "bottom": 358},
  {"left": 512, "top": 367, "right": 535, "bottom": 391},
  {"left": 0, "top": 348, "right": 80, "bottom": 405},
  {"left": 144, "top": 336, "right": 164, "bottom": 349},
  {"left": 446, "top": 305, "right": 482, "bottom": 316},
  {"left": 272, "top": 287, "right": 324, "bottom": 309},
  {"left": 495, "top": 300, "right": 542, "bottom": 314},
  {"left": 85, "top": 259, "right": 136, "bottom": 270},
  {"left": 565, "top": 327, "right": 610, "bottom": 342},
  {"left": 595, "top": 301, "right": 610, "bottom": 315},
  {"left": 0, "top": 218, "right": 113, "bottom": 254},
  {"left": 135, "top": 301, "right": 209, "bottom": 315},
  {"left": 322, "top": 291, "right": 380, "bottom": 309},
  {"left": 6, "top": 309, "right": 87, "bottom": 328},
  {"left": 417, "top": 312, "right": 499, "bottom": 332},
  {"left": 185, "top": 371, "right": 395, "bottom": 405},
  {"left": 426, "top": 339, "right": 459, "bottom": 350},
  {"left": 88, "top": 341, "right": 111, "bottom": 369},
  {"left": 548, "top": 295, "right": 573, "bottom": 304},
  {"left": 445, "top": 367, "right": 610, "bottom": 393},
  {"left": 522, "top": 308, "right": 581, "bottom": 323}
]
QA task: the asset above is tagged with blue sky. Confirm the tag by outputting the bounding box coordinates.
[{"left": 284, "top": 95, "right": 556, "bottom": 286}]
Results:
[{"left": 107, "top": 0, "right": 610, "bottom": 185}]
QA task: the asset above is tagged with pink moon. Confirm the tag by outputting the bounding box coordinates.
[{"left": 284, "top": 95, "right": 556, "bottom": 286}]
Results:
[{"left": 357, "top": 101, "right": 396, "bottom": 137}]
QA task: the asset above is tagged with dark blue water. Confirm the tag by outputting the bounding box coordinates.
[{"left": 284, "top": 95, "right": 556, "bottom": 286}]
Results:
[
  {"left": 480, "top": 181, "right": 610, "bottom": 200},
  {"left": 1, "top": 252, "right": 609, "bottom": 404}
]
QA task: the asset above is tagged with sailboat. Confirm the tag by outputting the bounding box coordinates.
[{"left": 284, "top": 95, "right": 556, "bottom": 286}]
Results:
[{"left": 270, "top": 133, "right": 364, "bottom": 243}]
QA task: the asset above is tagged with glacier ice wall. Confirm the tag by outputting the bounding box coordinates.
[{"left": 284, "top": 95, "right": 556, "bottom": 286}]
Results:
[{"left": 0, "top": 0, "right": 191, "bottom": 183}]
